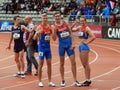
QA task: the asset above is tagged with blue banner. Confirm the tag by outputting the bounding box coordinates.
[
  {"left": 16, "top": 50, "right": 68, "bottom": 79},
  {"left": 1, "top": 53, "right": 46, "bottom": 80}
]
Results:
[{"left": 0, "top": 22, "right": 13, "bottom": 32}]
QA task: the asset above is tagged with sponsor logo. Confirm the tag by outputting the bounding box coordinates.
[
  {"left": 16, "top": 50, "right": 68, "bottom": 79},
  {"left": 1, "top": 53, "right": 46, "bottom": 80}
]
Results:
[{"left": 108, "top": 27, "right": 120, "bottom": 38}]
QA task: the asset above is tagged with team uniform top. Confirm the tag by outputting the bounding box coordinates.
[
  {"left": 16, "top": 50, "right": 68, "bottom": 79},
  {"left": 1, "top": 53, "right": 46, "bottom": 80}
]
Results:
[
  {"left": 55, "top": 20, "right": 74, "bottom": 57},
  {"left": 38, "top": 24, "right": 51, "bottom": 48},
  {"left": 38, "top": 24, "right": 52, "bottom": 60},
  {"left": 55, "top": 20, "right": 72, "bottom": 46},
  {"left": 78, "top": 25, "right": 88, "bottom": 39},
  {"left": 78, "top": 25, "right": 90, "bottom": 52},
  {"left": 11, "top": 25, "right": 25, "bottom": 53}
]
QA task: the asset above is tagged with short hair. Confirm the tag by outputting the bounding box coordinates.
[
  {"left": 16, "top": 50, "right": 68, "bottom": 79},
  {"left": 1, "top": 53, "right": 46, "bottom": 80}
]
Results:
[
  {"left": 54, "top": 11, "right": 61, "bottom": 16},
  {"left": 25, "top": 15, "right": 32, "bottom": 20},
  {"left": 14, "top": 16, "right": 20, "bottom": 21},
  {"left": 80, "top": 16, "right": 86, "bottom": 21},
  {"left": 41, "top": 13, "right": 47, "bottom": 17}
]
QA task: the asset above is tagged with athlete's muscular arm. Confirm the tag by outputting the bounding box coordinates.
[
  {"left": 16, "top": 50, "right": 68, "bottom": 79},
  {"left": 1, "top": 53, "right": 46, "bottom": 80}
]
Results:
[
  {"left": 7, "top": 31, "right": 13, "bottom": 50},
  {"left": 33, "top": 25, "right": 42, "bottom": 40},
  {"left": 71, "top": 25, "right": 80, "bottom": 32},
  {"left": 51, "top": 25, "right": 57, "bottom": 41},
  {"left": 21, "top": 25, "right": 33, "bottom": 33},
  {"left": 82, "top": 27, "right": 96, "bottom": 44},
  {"left": 66, "top": 22, "right": 75, "bottom": 49}
]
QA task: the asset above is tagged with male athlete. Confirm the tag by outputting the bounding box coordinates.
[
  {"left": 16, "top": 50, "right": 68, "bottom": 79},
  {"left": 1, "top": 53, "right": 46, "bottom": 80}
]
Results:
[
  {"left": 33, "top": 13, "right": 56, "bottom": 87},
  {"left": 53, "top": 11, "right": 81, "bottom": 87},
  {"left": 7, "top": 16, "right": 33, "bottom": 78}
]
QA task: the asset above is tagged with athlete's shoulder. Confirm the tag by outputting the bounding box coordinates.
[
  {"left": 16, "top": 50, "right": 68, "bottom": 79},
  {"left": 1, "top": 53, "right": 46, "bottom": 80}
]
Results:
[{"left": 86, "top": 26, "right": 91, "bottom": 32}]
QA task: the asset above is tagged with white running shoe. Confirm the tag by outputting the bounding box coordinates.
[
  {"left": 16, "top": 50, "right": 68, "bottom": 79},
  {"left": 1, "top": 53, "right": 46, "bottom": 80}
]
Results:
[
  {"left": 48, "top": 82, "right": 56, "bottom": 87},
  {"left": 38, "top": 82, "right": 44, "bottom": 87},
  {"left": 73, "top": 80, "right": 81, "bottom": 87},
  {"left": 60, "top": 80, "right": 65, "bottom": 87},
  {"left": 20, "top": 74, "right": 25, "bottom": 78},
  {"left": 13, "top": 73, "right": 21, "bottom": 77}
]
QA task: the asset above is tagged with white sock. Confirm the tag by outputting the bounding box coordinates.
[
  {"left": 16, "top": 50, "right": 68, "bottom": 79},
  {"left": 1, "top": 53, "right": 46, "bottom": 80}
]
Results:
[
  {"left": 18, "top": 72, "right": 21, "bottom": 74},
  {"left": 21, "top": 71, "right": 24, "bottom": 74}
]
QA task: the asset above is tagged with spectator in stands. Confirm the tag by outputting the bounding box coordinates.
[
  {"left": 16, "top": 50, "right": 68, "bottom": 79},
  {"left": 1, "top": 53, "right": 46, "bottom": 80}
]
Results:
[
  {"left": 81, "top": 4, "right": 90, "bottom": 16},
  {"left": 110, "top": 4, "right": 119, "bottom": 26},
  {"left": 76, "top": 0, "right": 81, "bottom": 6},
  {"left": 101, "top": 4, "right": 110, "bottom": 23},
  {"left": 69, "top": 8, "right": 79, "bottom": 21},
  {"left": 5, "top": 3, "right": 10, "bottom": 14},
  {"left": 68, "top": 0, "right": 77, "bottom": 11},
  {"left": 64, "top": 0, "right": 77, "bottom": 15},
  {"left": 41, "top": 0, "right": 51, "bottom": 13}
]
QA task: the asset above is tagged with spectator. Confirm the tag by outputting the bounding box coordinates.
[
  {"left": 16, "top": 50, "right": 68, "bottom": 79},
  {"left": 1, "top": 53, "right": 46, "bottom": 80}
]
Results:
[
  {"left": 68, "top": 0, "right": 77, "bottom": 10},
  {"left": 110, "top": 4, "right": 119, "bottom": 26},
  {"left": 41, "top": 0, "right": 51, "bottom": 13},
  {"left": 69, "top": 8, "right": 79, "bottom": 21},
  {"left": 76, "top": 0, "right": 81, "bottom": 6},
  {"left": 101, "top": 4, "right": 110, "bottom": 22},
  {"left": 5, "top": 3, "right": 10, "bottom": 14}
]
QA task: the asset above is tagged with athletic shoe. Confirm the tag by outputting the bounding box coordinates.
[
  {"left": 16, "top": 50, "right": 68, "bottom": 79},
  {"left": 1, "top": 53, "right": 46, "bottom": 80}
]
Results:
[
  {"left": 20, "top": 74, "right": 25, "bottom": 78},
  {"left": 81, "top": 80, "right": 91, "bottom": 86},
  {"left": 48, "top": 82, "right": 56, "bottom": 87},
  {"left": 60, "top": 80, "right": 65, "bottom": 87},
  {"left": 73, "top": 80, "right": 82, "bottom": 87},
  {"left": 38, "top": 82, "right": 44, "bottom": 87},
  {"left": 13, "top": 73, "right": 21, "bottom": 77}
]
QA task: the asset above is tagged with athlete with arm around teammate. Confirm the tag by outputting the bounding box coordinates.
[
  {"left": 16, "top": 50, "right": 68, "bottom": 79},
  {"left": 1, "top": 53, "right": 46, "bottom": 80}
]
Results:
[
  {"left": 7, "top": 16, "right": 33, "bottom": 78},
  {"left": 72, "top": 16, "right": 96, "bottom": 86}
]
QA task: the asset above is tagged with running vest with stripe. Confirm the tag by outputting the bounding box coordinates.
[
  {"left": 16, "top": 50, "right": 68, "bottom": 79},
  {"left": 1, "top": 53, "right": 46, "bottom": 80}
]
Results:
[
  {"left": 78, "top": 26, "right": 88, "bottom": 39},
  {"left": 55, "top": 20, "right": 70, "bottom": 40},
  {"left": 38, "top": 24, "right": 51, "bottom": 47}
]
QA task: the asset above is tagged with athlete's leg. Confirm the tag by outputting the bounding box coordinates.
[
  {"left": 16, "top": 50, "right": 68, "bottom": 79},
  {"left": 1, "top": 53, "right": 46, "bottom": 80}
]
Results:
[
  {"left": 59, "top": 45, "right": 65, "bottom": 81},
  {"left": 38, "top": 60, "right": 44, "bottom": 82},
  {"left": 69, "top": 54, "right": 76, "bottom": 80},
  {"left": 14, "top": 52, "right": 20, "bottom": 72},
  {"left": 79, "top": 51, "right": 90, "bottom": 80},
  {"left": 46, "top": 59, "right": 51, "bottom": 82},
  {"left": 60, "top": 56, "right": 65, "bottom": 81},
  {"left": 19, "top": 49, "right": 25, "bottom": 72}
]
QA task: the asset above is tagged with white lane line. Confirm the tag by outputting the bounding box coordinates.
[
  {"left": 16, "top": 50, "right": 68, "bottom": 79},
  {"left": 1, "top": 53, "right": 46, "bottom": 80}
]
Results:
[
  {"left": 112, "top": 86, "right": 120, "bottom": 90},
  {"left": 0, "top": 56, "right": 69, "bottom": 90},
  {"left": 0, "top": 55, "right": 14, "bottom": 62},
  {"left": 54, "top": 44, "right": 120, "bottom": 90},
  {"left": 0, "top": 49, "right": 98, "bottom": 90}
]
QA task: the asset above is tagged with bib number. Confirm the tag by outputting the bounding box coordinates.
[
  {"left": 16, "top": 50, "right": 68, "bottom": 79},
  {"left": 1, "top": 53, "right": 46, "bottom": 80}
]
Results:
[
  {"left": 60, "top": 31, "right": 70, "bottom": 38},
  {"left": 45, "top": 35, "right": 50, "bottom": 41},
  {"left": 78, "top": 31, "right": 84, "bottom": 37},
  {"left": 13, "top": 33, "right": 20, "bottom": 39}
]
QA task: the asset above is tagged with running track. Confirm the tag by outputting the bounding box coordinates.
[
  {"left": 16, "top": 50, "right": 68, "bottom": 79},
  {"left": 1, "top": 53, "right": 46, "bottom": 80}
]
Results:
[{"left": 0, "top": 33, "right": 120, "bottom": 90}]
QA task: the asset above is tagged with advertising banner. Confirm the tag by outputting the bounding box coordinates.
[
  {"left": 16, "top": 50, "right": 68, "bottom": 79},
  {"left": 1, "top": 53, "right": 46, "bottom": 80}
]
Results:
[
  {"left": 102, "top": 26, "right": 120, "bottom": 40},
  {"left": 88, "top": 25, "right": 102, "bottom": 38},
  {"left": 0, "top": 22, "right": 13, "bottom": 32}
]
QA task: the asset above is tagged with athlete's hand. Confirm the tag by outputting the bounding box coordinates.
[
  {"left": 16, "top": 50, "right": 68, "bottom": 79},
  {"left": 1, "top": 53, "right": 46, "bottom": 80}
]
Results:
[
  {"left": 71, "top": 44, "right": 75, "bottom": 50},
  {"left": 82, "top": 40, "right": 88, "bottom": 44},
  {"left": 26, "top": 42, "right": 30, "bottom": 47}
]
